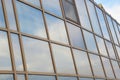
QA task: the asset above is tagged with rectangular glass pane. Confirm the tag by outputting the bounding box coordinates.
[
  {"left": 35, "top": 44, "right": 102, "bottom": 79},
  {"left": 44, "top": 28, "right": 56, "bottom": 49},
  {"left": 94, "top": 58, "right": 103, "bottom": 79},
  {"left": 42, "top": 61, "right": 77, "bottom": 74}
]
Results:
[
  {"left": 22, "top": 36, "right": 54, "bottom": 72},
  {"left": 116, "top": 46, "right": 120, "bottom": 59},
  {"left": 51, "top": 44, "right": 75, "bottom": 74},
  {"left": 0, "top": 74, "right": 13, "bottom": 80},
  {"left": 17, "top": 75, "right": 25, "bottom": 80},
  {"left": 58, "top": 76, "right": 77, "bottom": 80},
  {"left": 22, "top": 0, "right": 40, "bottom": 7},
  {"left": 80, "top": 78, "right": 93, "bottom": 80}
]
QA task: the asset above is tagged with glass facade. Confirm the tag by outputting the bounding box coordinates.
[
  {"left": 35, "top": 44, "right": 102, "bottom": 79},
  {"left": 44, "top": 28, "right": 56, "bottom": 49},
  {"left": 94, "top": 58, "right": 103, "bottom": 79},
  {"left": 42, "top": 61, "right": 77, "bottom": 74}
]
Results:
[{"left": 0, "top": 0, "right": 119, "bottom": 80}]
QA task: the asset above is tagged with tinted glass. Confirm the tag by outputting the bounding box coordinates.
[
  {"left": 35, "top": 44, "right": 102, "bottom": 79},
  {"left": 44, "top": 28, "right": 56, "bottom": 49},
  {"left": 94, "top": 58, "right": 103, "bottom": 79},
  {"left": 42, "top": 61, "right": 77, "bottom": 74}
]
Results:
[
  {"left": 0, "top": 74, "right": 13, "bottom": 80},
  {"left": 17, "top": 75, "right": 25, "bottom": 80},
  {"left": 22, "top": 0, "right": 40, "bottom": 7},
  {"left": 67, "top": 23, "right": 85, "bottom": 49},
  {"left": 51, "top": 44, "right": 75, "bottom": 74},
  {"left": 22, "top": 36, "right": 54, "bottom": 72},
  {"left": 16, "top": 1, "right": 47, "bottom": 38},
  {"left": 73, "top": 49, "right": 92, "bottom": 76},
  {"left": 45, "top": 14, "right": 68, "bottom": 44},
  {"left": 58, "top": 76, "right": 77, "bottom": 80},
  {"left": 80, "top": 78, "right": 93, "bottom": 80}
]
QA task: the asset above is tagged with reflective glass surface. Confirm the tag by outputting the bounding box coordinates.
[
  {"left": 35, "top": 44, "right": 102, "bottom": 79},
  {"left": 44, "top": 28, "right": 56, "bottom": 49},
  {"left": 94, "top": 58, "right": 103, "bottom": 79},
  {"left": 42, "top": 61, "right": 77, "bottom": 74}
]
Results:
[
  {"left": 16, "top": 1, "right": 47, "bottom": 38},
  {"left": 52, "top": 44, "right": 75, "bottom": 74},
  {"left": 67, "top": 23, "right": 85, "bottom": 49},
  {"left": 17, "top": 75, "right": 25, "bottom": 80},
  {"left": 22, "top": 36, "right": 54, "bottom": 72},
  {"left": 116, "top": 46, "right": 120, "bottom": 58},
  {"left": 0, "top": 74, "right": 13, "bottom": 80},
  {"left": 22, "top": 0, "right": 40, "bottom": 7},
  {"left": 58, "top": 76, "right": 77, "bottom": 80},
  {"left": 80, "top": 78, "right": 93, "bottom": 80}
]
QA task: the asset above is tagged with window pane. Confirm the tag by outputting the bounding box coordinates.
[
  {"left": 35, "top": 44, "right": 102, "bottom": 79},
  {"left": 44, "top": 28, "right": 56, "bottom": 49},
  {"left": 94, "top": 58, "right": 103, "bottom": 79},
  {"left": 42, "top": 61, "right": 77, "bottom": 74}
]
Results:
[
  {"left": 95, "top": 36, "right": 108, "bottom": 56},
  {"left": 4, "top": 0, "right": 17, "bottom": 30},
  {"left": 83, "top": 30, "right": 98, "bottom": 53},
  {"left": 116, "top": 46, "right": 120, "bottom": 59},
  {"left": 0, "top": 31, "right": 12, "bottom": 70},
  {"left": 96, "top": 7, "right": 110, "bottom": 40},
  {"left": 22, "top": 36, "right": 54, "bottom": 72},
  {"left": 16, "top": 1, "right": 47, "bottom": 38},
  {"left": 89, "top": 54, "right": 105, "bottom": 77},
  {"left": 45, "top": 14, "right": 68, "bottom": 44},
  {"left": 42, "top": 0, "right": 62, "bottom": 17},
  {"left": 67, "top": 23, "right": 85, "bottom": 49},
  {"left": 73, "top": 49, "right": 92, "bottom": 76},
  {"left": 51, "top": 44, "right": 75, "bottom": 74},
  {"left": 58, "top": 77, "right": 77, "bottom": 80},
  {"left": 105, "top": 41, "right": 116, "bottom": 59},
  {"left": 0, "top": 74, "right": 13, "bottom": 80},
  {"left": 0, "top": 1, "right": 5, "bottom": 28},
  {"left": 86, "top": 0, "right": 102, "bottom": 36},
  {"left": 62, "top": 0, "right": 79, "bottom": 23},
  {"left": 22, "top": 0, "right": 40, "bottom": 7},
  {"left": 17, "top": 75, "right": 25, "bottom": 80},
  {"left": 11, "top": 34, "right": 23, "bottom": 71},
  {"left": 80, "top": 78, "right": 93, "bottom": 80},
  {"left": 101, "top": 57, "right": 115, "bottom": 78},
  {"left": 75, "top": 0, "right": 92, "bottom": 31}
]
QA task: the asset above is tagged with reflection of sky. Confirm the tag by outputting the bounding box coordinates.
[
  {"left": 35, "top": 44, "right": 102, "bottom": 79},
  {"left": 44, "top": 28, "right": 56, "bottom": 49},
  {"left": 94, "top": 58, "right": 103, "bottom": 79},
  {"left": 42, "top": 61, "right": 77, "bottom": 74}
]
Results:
[
  {"left": 22, "top": 0, "right": 40, "bottom": 7},
  {"left": 116, "top": 46, "right": 120, "bottom": 58},
  {"left": 58, "top": 77, "right": 77, "bottom": 80},
  {"left": 80, "top": 78, "right": 93, "bottom": 80},
  {"left": 17, "top": 75, "right": 25, "bottom": 80},
  {"left": 0, "top": 74, "right": 13, "bottom": 80}
]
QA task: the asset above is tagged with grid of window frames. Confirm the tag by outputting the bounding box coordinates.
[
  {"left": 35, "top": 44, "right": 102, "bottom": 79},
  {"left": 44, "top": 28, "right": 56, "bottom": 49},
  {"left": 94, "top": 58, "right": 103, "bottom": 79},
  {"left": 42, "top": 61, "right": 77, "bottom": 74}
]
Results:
[{"left": 0, "top": 0, "right": 120, "bottom": 80}]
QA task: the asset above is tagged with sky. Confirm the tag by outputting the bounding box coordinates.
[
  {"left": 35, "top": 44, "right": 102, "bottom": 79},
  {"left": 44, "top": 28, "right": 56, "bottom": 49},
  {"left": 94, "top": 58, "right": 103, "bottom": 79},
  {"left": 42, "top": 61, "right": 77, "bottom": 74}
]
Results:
[{"left": 94, "top": 0, "right": 120, "bottom": 23}]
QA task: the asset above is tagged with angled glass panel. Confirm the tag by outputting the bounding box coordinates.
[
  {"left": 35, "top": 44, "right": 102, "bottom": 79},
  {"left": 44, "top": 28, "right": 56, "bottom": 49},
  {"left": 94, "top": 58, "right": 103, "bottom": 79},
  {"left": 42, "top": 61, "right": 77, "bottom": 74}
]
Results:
[
  {"left": 0, "top": 74, "right": 13, "bottom": 80},
  {"left": 42, "top": 0, "right": 62, "bottom": 17},
  {"left": 75, "top": 0, "right": 92, "bottom": 31},
  {"left": 11, "top": 34, "right": 23, "bottom": 71},
  {"left": 67, "top": 23, "right": 85, "bottom": 49},
  {"left": 89, "top": 54, "right": 105, "bottom": 77},
  {"left": 28, "top": 75, "right": 56, "bottom": 80},
  {"left": 0, "top": 0, "right": 5, "bottom": 28},
  {"left": 96, "top": 7, "right": 110, "bottom": 40},
  {"left": 58, "top": 76, "right": 77, "bottom": 80},
  {"left": 22, "top": 0, "right": 40, "bottom": 7},
  {"left": 83, "top": 30, "right": 98, "bottom": 53},
  {"left": 0, "top": 31, "right": 12, "bottom": 70},
  {"left": 17, "top": 75, "right": 25, "bottom": 80},
  {"left": 86, "top": 0, "right": 102, "bottom": 36},
  {"left": 116, "top": 46, "right": 120, "bottom": 59},
  {"left": 111, "top": 60, "right": 120, "bottom": 79},
  {"left": 73, "top": 49, "right": 92, "bottom": 76},
  {"left": 51, "top": 44, "right": 75, "bottom": 74},
  {"left": 95, "top": 36, "right": 108, "bottom": 56},
  {"left": 45, "top": 14, "right": 68, "bottom": 44},
  {"left": 105, "top": 41, "right": 116, "bottom": 59},
  {"left": 80, "top": 78, "right": 93, "bottom": 80},
  {"left": 22, "top": 36, "right": 54, "bottom": 72},
  {"left": 4, "top": 0, "right": 17, "bottom": 30},
  {"left": 16, "top": 1, "right": 47, "bottom": 38},
  {"left": 101, "top": 57, "right": 115, "bottom": 78}
]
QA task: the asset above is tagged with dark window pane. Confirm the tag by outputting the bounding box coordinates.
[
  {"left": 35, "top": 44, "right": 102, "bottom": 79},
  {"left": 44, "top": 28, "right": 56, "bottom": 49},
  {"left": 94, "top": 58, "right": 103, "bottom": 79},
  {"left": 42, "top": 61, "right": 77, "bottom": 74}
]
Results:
[
  {"left": 22, "top": 0, "right": 40, "bottom": 7},
  {"left": 58, "top": 76, "right": 77, "bottom": 80},
  {"left": 67, "top": 23, "right": 85, "bottom": 49},
  {"left": 22, "top": 36, "right": 54, "bottom": 72},
  {"left": 0, "top": 74, "right": 13, "bottom": 80},
  {"left": 16, "top": 1, "right": 47, "bottom": 38},
  {"left": 17, "top": 75, "right": 25, "bottom": 80}
]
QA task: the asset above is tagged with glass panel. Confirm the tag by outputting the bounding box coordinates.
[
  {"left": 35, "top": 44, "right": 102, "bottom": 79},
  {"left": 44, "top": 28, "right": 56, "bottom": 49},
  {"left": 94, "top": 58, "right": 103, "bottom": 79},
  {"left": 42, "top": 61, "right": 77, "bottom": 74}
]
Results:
[
  {"left": 73, "top": 49, "right": 92, "bottom": 76},
  {"left": 0, "top": 74, "right": 13, "bottom": 80},
  {"left": 22, "top": 36, "right": 54, "bottom": 72},
  {"left": 22, "top": 0, "right": 40, "bottom": 7},
  {"left": 4, "top": 0, "right": 17, "bottom": 30},
  {"left": 95, "top": 79, "right": 105, "bottom": 80},
  {"left": 16, "top": 1, "right": 47, "bottom": 38},
  {"left": 28, "top": 75, "right": 56, "bottom": 80},
  {"left": 105, "top": 41, "right": 116, "bottom": 59},
  {"left": 17, "top": 75, "right": 25, "bottom": 80},
  {"left": 51, "top": 44, "right": 75, "bottom": 74},
  {"left": 42, "top": 0, "right": 62, "bottom": 17},
  {"left": 58, "top": 77, "right": 77, "bottom": 80},
  {"left": 80, "top": 78, "right": 93, "bottom": 80},
  {"left": 0, "top": 0, "right": 5, "bottom": 28},
  {"left": 111, "top": 60, "right": 120, "bottom": 79},
  {"left": 67, "top": 23, "right": 85, "bottom": 49},
  {"left": 96, "top": 7, "right": 110, "bottom": 40},
  {"left": 86, "top": 0, "right": 102, "bottom": 36},
  {"left": 75, "top": 0, "right": 92, "bottom": 31},
  {"left": 89, "top": 54, "right": 105, "bottom": 77},
  {"left": 95, "top": 36, "right": 108, "bottom": 56},
  {"left": 101, "top": 57, "right": 115, "bottom": 78},
  {"left": 83, "top": 30, "right": 98, "bottom": 53},
  {"left": 45, "top": 14, "right": 68, "bottom": 44},
  {"left": 62, "top": 0, "right": 79, "bottom": 23},
  {"left": 116, "top": 46, "right": 120, "bottom": 59},
  {"left": 11, "top": 34, "right": 23, "bottom": 71},
  {"left": 0, "top": 31, "right": 12, "bottom": 70}
]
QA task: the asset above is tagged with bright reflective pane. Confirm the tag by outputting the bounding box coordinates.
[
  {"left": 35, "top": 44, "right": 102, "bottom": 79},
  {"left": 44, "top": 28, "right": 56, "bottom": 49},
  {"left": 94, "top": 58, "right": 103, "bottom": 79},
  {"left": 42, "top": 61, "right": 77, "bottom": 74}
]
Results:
[
  {"left": 0, "top": 74, "right": 13, "bottom": 80},
  {"left": 58, "top": 76, "right": 77, "bottom": 80},
  {"left": 22, "top": 36, "right": 54, "bottom": 72},
  {"left": 67, "top": 23, "right": 85, "bottom": 49},
  {"left": 86, "top": 0, "right": 102, "bottom": 36},
  {"left": 0, "top": 31, "right": 12, "bottom": 70},
  {"left": 11, "top": 34, "right": 23, "bottom": 71},
  {"left": 75, "top": 0, "right": 92, "bottom": 31},
  {"left": 42, "top": 0, "right": 62, "bottom": 17},
  {"left": 80, "top": 78, "right": 93, "bottom": 80},
  {"left": 102, "top": 57, "right": 114, "bottom": 78},
  {"left": 16, "top": 1, "right": 47, "bottom": 38},
  {"left": 4, "top": 0, "right": 17, "bottom": 30},
  {"left": 52, "top": 44, "right": 75, "bottom": 74},
  {"left": 95, "top": 36, "right": 108, "bottom": 56},
  {"left": 116, "top": 46, "right": 120, "bottom": 59},
  {"left": 17, "top": 75, "right": 25, "bottom": 80},
  {"left": 95, "top": 79, "right": 105, "bottom": 80},
  {"left": 89, "top": 54, "right": 105, "bottom": 77},
  {"left": 73, "top": 49, "right": 92, "bottom": 76},
  {"left": 0, "top": 1, "right": 5, "bottom": 28},
  {"left": 83, "top": 30, "right": 98, "bottom": 53},
  {"left": 22, "top": 0, "right": 40, "bottom": 7},
  {"left": 45, "top": 14, "right": 68, "bottom": 44}
]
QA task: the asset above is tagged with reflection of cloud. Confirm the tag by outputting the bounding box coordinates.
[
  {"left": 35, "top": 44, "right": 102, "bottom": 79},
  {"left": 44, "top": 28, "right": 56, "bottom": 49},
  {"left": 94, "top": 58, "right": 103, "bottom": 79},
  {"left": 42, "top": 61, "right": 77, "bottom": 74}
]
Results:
[{"left": 22, "top": 0, "right": 40, "bottom": 7}]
